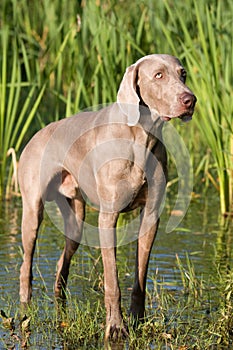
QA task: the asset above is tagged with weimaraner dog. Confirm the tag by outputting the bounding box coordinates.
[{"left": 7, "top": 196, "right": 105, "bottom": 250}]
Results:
[{"left": 18, "top": 54, "right": 196, "bottom": 339}]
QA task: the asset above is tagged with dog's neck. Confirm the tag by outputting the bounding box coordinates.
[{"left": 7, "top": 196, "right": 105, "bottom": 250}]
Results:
[
  {"left": 137, "top": 105, "right": 164, "bottom": 148},
  {"left": 136, "top": 84, "right": 165, "bottom": 135}
]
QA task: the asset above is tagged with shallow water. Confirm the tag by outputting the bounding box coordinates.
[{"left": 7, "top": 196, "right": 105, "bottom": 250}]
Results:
[{"left": 0, "top": 195, "right": 232, "bottom": 347}]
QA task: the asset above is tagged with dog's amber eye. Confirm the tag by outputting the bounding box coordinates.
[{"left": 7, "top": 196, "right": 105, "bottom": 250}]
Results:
[{"left": 155, "top": 72, "right": 163, "bottom": 79}]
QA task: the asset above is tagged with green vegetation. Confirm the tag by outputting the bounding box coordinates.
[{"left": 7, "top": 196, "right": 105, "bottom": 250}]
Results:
[
  {"left": 1, "top": 249, "right": 233, "bottom": 349},
  {"left": 0, "top": 194, "right": 233, "bottom": 348},
  {"left": 0, "top": 25, "right": 46, "bottom": 198},
  {"left": 159, "top": 1, "right": 233, "bottom": 216},
  {"left": 0, "top": 0, "right": 232, "bottom": 214}
]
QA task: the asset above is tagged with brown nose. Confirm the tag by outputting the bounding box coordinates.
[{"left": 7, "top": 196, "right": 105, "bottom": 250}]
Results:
[{"left": 180, "top": 92, "right": 197, "bottom": 108}]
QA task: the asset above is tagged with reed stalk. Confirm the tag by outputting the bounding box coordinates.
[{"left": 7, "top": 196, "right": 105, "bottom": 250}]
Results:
[
  {"left": 0, "top": 26, "right": 45, "bottom": 197},
  {"left": 159, "top": 0, "right": 233, "bottom": 215}
]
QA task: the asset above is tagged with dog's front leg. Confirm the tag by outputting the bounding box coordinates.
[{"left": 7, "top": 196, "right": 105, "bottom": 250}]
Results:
[
  {"left": 130, "top": 209, "right": 159, "bottom": 321},
  {"left": 99, "top": 211, "right": 128, "bottom": 340}
]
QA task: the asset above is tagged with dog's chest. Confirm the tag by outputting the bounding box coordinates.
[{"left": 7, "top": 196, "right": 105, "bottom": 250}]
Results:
[{"left": 78, "top": 159, "right": 146, "bottom": 212}]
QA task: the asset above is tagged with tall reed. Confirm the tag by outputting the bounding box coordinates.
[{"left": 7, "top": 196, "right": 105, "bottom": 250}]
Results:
[
  {"left": 159, "top": 0, "right": 233, "bottom": 215},
  {"left": 0, "top": 26, "right": 46, "bottom": 197}
]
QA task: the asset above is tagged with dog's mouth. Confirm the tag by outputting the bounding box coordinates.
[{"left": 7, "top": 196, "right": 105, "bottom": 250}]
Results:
[
  {"left": 161, "top": 116, "right": 172, "bottom": 121},
  {"left": 161, "top": 110, "right": 194, "bottom": 123}
]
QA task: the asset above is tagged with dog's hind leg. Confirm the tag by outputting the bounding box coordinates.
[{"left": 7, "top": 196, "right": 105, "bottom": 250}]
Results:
[
  {"left": 54, "top": 193, "right": 85, "bottom": 299},
  {"left": 20, "top": 197, "right": 44, "bottom": 304}
]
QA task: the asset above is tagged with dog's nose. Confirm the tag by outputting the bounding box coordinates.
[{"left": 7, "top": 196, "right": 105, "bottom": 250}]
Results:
[{"left": 180, "top": 92, "right": 197, "bottom": 108}]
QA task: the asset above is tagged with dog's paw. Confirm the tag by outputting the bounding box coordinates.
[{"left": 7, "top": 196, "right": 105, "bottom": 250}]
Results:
[{"left": 104, "top": 322, "right": 129, "bottom": 341}]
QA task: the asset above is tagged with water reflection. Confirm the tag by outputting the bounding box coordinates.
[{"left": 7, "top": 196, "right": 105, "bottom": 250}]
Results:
[{"left": 0, "top": 195, "right": 232, "bottom": 348}]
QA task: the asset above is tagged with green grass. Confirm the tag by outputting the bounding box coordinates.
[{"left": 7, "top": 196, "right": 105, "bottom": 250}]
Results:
[
  {"left": 159, "top": 0, "right": 233, "bottom": 215},
  {"left": 0, "top": 25, "right": 46, "bottom": 198},
  {"left": 1, "top": 253, "right": 233, "bottom": 349},
  {"left": 0, "top": 197, "right": 232, "bottom": 349}
]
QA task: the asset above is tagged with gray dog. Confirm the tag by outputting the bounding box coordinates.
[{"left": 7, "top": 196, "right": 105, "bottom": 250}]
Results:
[{"left": 18, "top": 54, "right": 196, "bottom": 339}]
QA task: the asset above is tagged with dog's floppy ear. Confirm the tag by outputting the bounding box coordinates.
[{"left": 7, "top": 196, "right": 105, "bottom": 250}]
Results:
[{"left": 117, "top": 63, "right": 140, "bottom": 126}]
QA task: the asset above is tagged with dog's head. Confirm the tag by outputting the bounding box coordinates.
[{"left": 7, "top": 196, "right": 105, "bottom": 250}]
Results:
[{"left": 117, "top": 54, "right": 197, "bottom": 126}]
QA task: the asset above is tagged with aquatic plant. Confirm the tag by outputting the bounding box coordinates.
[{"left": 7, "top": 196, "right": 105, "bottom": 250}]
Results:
[
  {"left": 0, "top": 25, "right": 46, "bottom": 198},
  {"left": 1, "top": 248, "right": 233, "bottom": 349},
  {"left": 159, "top": 0, "right": 233, "bottom": 215}
]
